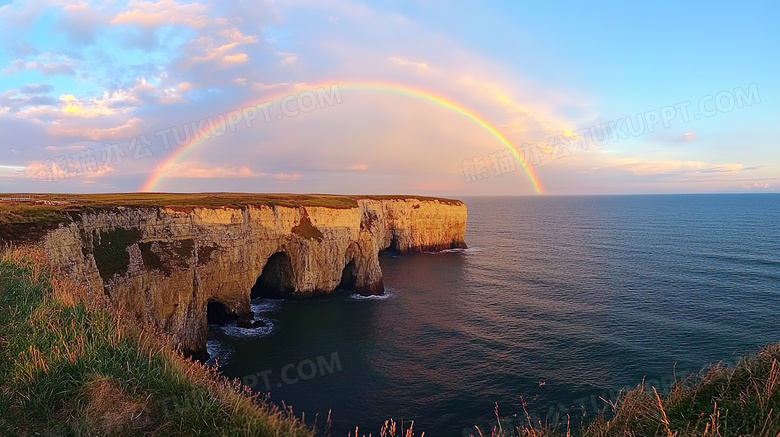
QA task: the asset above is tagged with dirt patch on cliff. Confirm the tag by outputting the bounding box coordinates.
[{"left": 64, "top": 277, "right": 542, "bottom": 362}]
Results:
[
  {"left": 139, "top": 239, "right": 194, "bottom": 275},
  {"left": 138, "top": 242, "right": 166, "bottom": 274},
  {"left": 291, "top": 214, "right": 324, "bottom": 241},
  {"left": 175, "top": 239, "right": 194, "bottom": 259},
  {"left": 197, "top": 244, "right": 219, "bottom": 266}
]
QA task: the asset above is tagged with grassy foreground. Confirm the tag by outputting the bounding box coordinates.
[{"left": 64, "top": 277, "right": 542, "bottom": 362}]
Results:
[
  {"left": 467, "top": 355, "right": 780, "bottom": 437},
  {"left": 1, "top": 246, "right": 778, "bottom": 436},
  {"left": 0, "top": 247, "right": 314, "bottom": 436}
]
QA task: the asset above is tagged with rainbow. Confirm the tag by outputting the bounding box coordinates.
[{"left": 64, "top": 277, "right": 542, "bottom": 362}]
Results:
[{"left": 139, "top": 80, "right": 545, "bottom": 193}]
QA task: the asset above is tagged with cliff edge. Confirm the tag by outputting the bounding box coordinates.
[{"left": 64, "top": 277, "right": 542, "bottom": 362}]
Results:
[{"left": 2, "top": 194, "right": 467, "bottom": 357}]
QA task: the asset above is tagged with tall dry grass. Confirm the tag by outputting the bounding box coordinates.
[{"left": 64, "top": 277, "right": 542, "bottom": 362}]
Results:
[{"left": 0, "top": 244, "right": 313, "bottom": 436}]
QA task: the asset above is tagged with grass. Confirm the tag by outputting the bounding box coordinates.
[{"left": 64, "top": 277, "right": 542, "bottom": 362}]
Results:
[
  {"left": 0, "top": 246, "right": 314, "bottom": 436},
  {"left": 460, "top": 345, "right": 780, "bottom": 437},
  {"left": 92, "top": 228, "right": 143, "bottom": 282},
  {"left": 0, "top": 193, "right": 464, "bottom": 227}
]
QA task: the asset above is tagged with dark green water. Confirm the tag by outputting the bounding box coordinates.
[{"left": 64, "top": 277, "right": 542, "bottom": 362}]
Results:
[{"left": 208, "top": 194, "right": 780, "bottom": 435}]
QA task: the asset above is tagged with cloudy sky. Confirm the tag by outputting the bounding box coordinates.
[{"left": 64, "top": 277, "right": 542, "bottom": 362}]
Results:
[{"left": 0, "top": 0, "right": 777, "bottom": 196}]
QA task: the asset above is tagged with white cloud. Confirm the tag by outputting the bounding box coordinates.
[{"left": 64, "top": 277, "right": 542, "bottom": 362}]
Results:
[
  {"left": 2, "top": 52, "right": 77, "bottom": 75},
  {"left": 390, "top": 56, "right": 428, "bottom": 71},
  {"left": 16, "top": 161, "right": 115, "bottom": 181},
  {"left": 9, "top": 76, "right": 190, "bottom": 124},
  {"left": 740, "top": 182, "right": 775, "bottom": 190},
  {"left": 600, "top": 159, "right": 745, "bottom": 176},
  {"left": 47, "top": 117, "right": 143, "bottom": 140},
  {"left": 110, "top": 0, "right": 211, "bottom": 29},
  {"left": 158, "top": 82, "right": 194, "bottom": 103},
  {"left": 273, "top": 173, "right": 302, "bottom": 181},
  {"left": 185, "top": 27, "right": 259, "bottom": 66},
  {"left": 221, "top": 53, "right": 249, "bottom": 66},
  {"left": 251, "top": 82, "right": 291, "bottom": 91},
  {"left": 0, "top": 164, "right": 27, "bottom": 174},
  {"left": 45, "top": 144, "right": 88, "bottom": 152},
  {"left": 163, "top": 162, "right": 263, "bottom": 179},
  {"left": 278, "top": 52, "right": 298, "bottom": 66}
]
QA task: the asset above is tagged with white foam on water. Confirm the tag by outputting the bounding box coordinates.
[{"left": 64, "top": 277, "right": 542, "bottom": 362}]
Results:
[
  {"left": 219, "top": 318, "right": 276, "bottom": 339},
  {"left": 205, "top": 338, "right": 232, "bottom": 367},
  {"left": 349, "top": 287, "right": 397, "bottom": 301},
  {"left": 250, "top": 298, "right": 282, "bottom": 314},
  {"left": 437, "top": 247, "right": 482, "bottom": 254}
]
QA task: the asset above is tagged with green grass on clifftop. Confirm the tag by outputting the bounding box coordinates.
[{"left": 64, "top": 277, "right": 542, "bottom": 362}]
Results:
[
  {"left": 0, "top": 193, "right": 463, "bottom": 243},
  {"left": 0, "top": 248, "right": 314, "bottom": 436},
  {"left": 0, "top": 193, "right": 463, "bottom": 224}
]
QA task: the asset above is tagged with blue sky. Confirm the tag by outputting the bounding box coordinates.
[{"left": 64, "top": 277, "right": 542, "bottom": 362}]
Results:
[{"left": 0, "top": 0, "right": 777, "bottom": 195}]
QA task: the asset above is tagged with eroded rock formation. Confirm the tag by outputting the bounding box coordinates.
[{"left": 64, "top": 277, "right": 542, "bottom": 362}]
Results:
[{"left": 38, "top": 197, "right": 467, "bottom": 357}]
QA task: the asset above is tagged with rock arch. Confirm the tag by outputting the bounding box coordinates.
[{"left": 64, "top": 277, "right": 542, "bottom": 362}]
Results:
[
  {"left": 339, "top": 259, "right": 357, "bottom": 291},
  {"left": 337, "top": 242, "right": 361, "bottom": 292},
  {"left": 251, "top": 251, "right": 296, "bottom": 298}
]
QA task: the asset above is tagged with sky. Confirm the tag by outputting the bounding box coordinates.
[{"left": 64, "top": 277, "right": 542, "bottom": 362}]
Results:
[{"left": 0, "top": 0, "right": 778, "bottom": 196}]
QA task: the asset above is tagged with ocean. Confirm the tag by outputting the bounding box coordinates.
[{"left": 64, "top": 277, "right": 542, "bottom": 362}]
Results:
[{"left": 207, "top": 194, "right": 780, "bottom": 436}]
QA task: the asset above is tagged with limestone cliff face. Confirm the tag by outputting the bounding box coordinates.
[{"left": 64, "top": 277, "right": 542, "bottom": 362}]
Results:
[{"left": 39, "top": 198, "right": 467, "bottom": 357}]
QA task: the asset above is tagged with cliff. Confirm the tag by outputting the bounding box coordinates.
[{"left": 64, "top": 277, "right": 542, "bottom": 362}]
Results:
[{"left": 6, "top": 194, "right": 467, "bottom": 358}]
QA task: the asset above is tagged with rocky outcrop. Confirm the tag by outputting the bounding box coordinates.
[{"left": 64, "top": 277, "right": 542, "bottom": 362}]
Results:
[{"left": 37, "top": 197, "right": 467, "bottom": 357}]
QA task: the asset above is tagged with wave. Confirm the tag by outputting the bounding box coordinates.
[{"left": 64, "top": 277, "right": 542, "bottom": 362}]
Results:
[
  {"left": 206, "top": 305, "right": 276, "bottom": 366},
  {"left": 349, "top": 287, "right": 397, "bottom": 301},
  {"left": 433, "top": 247, "right": 482, "bottom": 254},
  {"left": 218, "top": 318, "right": 276, "bottom": 339},
  {"left": 205, "top": 338, "right": 232, "bottom": 367},
  {"left": 250, "top": 298, "right": 282, "bottom": 314}
]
